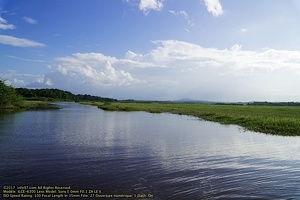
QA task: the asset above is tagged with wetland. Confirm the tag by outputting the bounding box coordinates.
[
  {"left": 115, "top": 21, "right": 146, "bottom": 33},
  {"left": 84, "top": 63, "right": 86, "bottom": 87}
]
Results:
[{"left": 1, "top": 102, "right": 299, "bottom": 199}]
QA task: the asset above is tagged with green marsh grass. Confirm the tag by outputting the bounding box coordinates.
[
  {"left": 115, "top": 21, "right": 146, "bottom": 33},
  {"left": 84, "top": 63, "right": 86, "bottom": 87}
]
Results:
[
  {"left": 0, "top": 101, "right": 56, "bottom": 113},
  {"left": 81, "top": 102, "right": 300, "bottom": 136}
]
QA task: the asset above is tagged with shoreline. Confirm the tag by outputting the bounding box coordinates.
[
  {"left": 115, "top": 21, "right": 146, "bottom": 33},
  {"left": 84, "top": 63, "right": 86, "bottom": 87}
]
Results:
[
  {"left": 0, "top": 101, "right": 58, "bottom": 113},
  {"left": 81, "top": 102, "right": 300, "bottom": 137}
]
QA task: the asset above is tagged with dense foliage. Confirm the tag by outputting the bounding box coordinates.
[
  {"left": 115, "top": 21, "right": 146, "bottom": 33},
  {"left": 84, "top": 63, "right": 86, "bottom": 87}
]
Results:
[
  {"left": 16, "top": 88, "right": 117, "bottom": 102},
  {"left": 0, "top": 80, "right": 23, "bottom": 108}
]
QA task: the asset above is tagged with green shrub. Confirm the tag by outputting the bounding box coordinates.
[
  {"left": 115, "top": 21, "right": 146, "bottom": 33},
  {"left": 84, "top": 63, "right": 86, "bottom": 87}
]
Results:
[{"left": 0, "top": 80, "right": 24, "bottom": 109}]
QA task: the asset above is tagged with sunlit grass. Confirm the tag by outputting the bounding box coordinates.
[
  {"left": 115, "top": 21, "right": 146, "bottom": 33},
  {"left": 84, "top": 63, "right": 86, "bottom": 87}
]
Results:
[{"left": 81, "top": 102, "right": 300, "bottom": 136}]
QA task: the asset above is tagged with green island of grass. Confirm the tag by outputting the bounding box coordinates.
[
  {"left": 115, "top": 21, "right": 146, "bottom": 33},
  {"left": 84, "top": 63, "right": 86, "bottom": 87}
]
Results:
[{"left": 82, "top": 101, "right": 300, "bottom": 137}]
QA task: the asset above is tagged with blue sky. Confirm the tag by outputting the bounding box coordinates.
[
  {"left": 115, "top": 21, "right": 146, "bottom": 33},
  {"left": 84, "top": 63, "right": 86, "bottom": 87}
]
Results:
[{"left": 1, "top": 0, "right": 300, "bottom": 101}]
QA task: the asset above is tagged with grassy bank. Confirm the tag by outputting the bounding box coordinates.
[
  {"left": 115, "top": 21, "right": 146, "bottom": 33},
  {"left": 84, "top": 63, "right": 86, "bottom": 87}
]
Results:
[
  {"left": 82, "top": 102, "right": 300, "bottom": 136},
  {"left": 0, "top": 101, "right": 57, "bottom": 113},
  {"left": 20, "top": 101, "right": 56, "bottom": 110}
]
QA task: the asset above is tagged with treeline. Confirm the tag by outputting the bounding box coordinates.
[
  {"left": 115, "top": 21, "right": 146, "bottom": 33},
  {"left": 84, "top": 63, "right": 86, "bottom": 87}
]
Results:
[
  {"left": 15, "top": 88, "right": 117, "bottom": 102},
  {"left": 249, "top": 101, "right": 300, "bottom": 106},
  {"left": 0, "top": 80, "right": 117, "bottom": 110},
  {"left": 0, "top": 80, "right": 23, "bottom": 108}
]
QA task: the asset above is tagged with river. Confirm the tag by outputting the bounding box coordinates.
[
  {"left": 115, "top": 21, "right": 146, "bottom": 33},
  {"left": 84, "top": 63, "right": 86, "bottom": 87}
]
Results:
[{"left": 0, "top": 102, "right": 299, "bottom": 199}]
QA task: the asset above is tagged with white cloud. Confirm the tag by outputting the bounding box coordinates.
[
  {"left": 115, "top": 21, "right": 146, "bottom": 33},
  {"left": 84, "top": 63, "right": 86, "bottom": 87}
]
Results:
[
  {"left": 119, "top": 40, "right": 300, "bottom": 101},
  {"left": 230, "top": 44, "right": 242, "bottom": 51},
  {"left": 142, "top": 40, "right": 300, "bottom": 72},
  {"left": 6, "top": 55, "right": 46, "bottom": 63},
  {"left": 124, "top": 51, "right": 143, "bottom": 61},
  {"left": 0, "top": 72, "right": 44, "bottom": 87},
  {"left": 22, "top": 53, "right": 143, "bottom": 96},
  {"left": 169, "top": 10, "right": 194, "bottom": 28},
  {"left": 204, "top": 0, "right": 224, "bottom": 17},
  {"left": 0, "top": 35, "right": 46, "bottom": 47},
  {"left": 23, "top": 17, "right": 38, "bottom": 24},
  {"left": 139, "top": 0, "right": 163, "bottom": 15},
  {"left": 54, "top": 53, "right": 139, "bottom": 86},
  {"left": 0, "top": 16, "right": 15, "bottom": 30},
  {"left": 6, "top": 40, "right": 300, "bottom": 101},
  {"left": 169, "top": 10, "right": 189, "bottom": 18}
]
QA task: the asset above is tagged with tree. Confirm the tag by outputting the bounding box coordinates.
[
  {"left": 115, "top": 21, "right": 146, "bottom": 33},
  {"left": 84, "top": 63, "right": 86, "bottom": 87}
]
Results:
[{"left": 0, "top": 80, "right": 23, "bottom": 108}]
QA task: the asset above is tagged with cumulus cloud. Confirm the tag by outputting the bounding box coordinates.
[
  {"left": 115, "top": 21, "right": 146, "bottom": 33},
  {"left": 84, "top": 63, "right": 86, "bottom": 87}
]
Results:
[
  {"left": 50, "top": 53, "right": 139, "bottom": 87},
  {"left": 22, "top": 53, "right": 143, "bottom": 97},
  {"left": 0, "top": 16, "right": 15, "bottom": 30},
  {"left": 120, "top": 40, "right": 300, "bottom": 101},
  {"left": 204, "top": 0, "right": 224, "bottom": 17},
  {"left": 6, "top": 40, "right": 300, "bottom": 101},
  {"left": 139, "top": 0, "right": 163, "bottom": 15},
  {"left": 0, "top": 72, "right": 44, "bottom": 87},
  {"left": 23, "top": 17, "right": 38, "bottom": 24},
  {"left": 139, "top": 40, "right": 300, "bottom": 72},
  {"left": 0, "top": 35, "right": 46, "bottom": 47},
  {"left": 54, "top": 53, "right": 139, "bottom": 86}
]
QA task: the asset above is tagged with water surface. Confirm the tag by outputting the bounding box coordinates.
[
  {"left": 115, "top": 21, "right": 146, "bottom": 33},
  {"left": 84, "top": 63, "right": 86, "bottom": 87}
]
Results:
[{"left": 0, "top": 102, "right": 299, "bottom": 199}]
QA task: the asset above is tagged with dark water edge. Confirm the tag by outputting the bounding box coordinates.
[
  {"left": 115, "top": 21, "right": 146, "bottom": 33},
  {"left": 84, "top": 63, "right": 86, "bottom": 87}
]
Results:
[{"left": 0, "top": 103, "right": 299, "bottom": 199}]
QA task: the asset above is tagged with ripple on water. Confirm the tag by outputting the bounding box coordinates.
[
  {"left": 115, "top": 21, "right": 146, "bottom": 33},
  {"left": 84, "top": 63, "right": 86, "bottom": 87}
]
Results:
[{"left": 0, "top": 103, "right": 299, "bottom": 199}]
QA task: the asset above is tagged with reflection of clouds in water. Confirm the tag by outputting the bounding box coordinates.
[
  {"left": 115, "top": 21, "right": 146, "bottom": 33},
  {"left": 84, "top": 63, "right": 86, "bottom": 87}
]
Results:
[
  {"left": 143, "top": 116, "right": 300, "bottom": 172},
  {"left": 55, "top": 103, "right": 300, "bottom": 173},
  {"left": 101, "top": 113, "right": 116, "bottom": 148},
  {"left": 18, "top": 103, "right": 299, "bottom": 199}
]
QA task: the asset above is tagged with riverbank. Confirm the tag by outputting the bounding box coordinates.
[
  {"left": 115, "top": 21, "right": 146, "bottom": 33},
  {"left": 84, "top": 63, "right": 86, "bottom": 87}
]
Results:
[
  {"left": 0, "top": 101, "right": 57, "bottom": 113},
  {"left": 82, "top": 102, "right": 300, "bottom": 136}
]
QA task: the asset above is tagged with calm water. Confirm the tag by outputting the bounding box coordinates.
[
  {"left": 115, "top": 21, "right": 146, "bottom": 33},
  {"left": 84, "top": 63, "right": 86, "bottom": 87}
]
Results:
[{"left": 0, "top": 102, "right": 299, "bottom": 199}]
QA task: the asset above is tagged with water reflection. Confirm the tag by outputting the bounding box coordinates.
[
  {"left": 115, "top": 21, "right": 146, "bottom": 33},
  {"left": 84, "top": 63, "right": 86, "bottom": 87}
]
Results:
[{"left": 0, "top": 102, "right": 299, "bottom": 199}]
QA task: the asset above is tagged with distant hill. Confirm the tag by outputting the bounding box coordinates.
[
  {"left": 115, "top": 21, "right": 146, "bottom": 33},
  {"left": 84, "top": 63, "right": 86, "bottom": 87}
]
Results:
[{"left": 249, "top": 101, "right": 300, "bottom": 106}]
